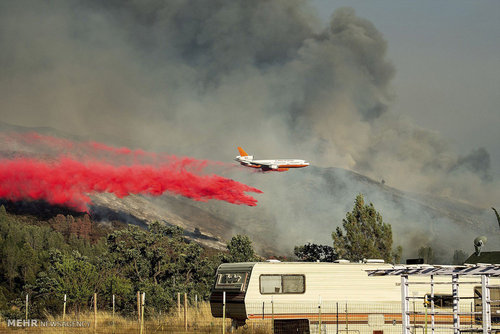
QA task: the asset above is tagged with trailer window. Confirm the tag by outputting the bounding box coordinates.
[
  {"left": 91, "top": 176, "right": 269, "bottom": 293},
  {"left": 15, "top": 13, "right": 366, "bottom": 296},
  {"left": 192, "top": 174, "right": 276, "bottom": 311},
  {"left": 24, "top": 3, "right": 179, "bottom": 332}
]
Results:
[
  {"left": 283, "top": 275, "right": 304, "bottom": 293},
  {"left": 260, "top": 275, "right": 305, "bottom": 294},
  {"left": 216, "top": 272, "right": 248, "bottom": 291},
  {"left": 424, "top": 294, "right": 453, "bottom": 308},
  {"left": 260, "top": 275, "right": 282, "bottom": 294}
]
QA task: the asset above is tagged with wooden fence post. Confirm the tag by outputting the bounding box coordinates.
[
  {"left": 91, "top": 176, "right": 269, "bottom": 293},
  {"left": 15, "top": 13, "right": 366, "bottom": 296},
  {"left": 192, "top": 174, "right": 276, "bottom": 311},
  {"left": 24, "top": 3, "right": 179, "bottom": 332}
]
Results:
[
  {"left": 25, "top": 294, "right": 28, "bottom": 321},
  {"left": 93, "top": 293, "right": 97, "bottom": 330},
  {"left": 177, "top": 293, "right": 181, "bottom": 318},
  {"left": 271, "top": 296, "right": 274, "bottom": 333},
  {"left": 137, "top": 291, "right": 141, "bottom": 325},
  {"left": 63, "top": 294, "right": 67, "bottom": 322},
  {"left": 112, "top": 294, "right": 115, "bottom": 331},
  {"left": 140, "top": 292, "right": 145, "bottom": 334},
  {"left": 184, "top": 292, "right": 187, "bottom": 332},
  {"left": 318, "top": 295, "right": 322, "bottom": 334},
  {"left": 222, "top": 291, "right": 226, "bottom": 334}
]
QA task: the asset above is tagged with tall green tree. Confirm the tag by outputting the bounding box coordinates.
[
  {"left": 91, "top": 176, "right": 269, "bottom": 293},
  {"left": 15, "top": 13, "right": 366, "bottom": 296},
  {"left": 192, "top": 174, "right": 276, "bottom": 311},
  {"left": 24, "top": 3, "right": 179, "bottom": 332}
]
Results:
[
  {"left": 418, "top": 246, "right": 435, "bottom": 264},
  {"left": 221, "top": 235, "right": 259, "bottom": 263},
  {"left": 452, "top": 249, "right": 468, "bottom": 265},
  {"left": 294, "top": 243, "right": 337, "bottom": 262},
  {"left": 393, "top": 245, "right": 403, "bottom": 264},
  {"left": 33, "top": 250, "right": 99, "bottom": 314},
  {"left": 333, "top": 194, "right": 397, "bottom": 263}
]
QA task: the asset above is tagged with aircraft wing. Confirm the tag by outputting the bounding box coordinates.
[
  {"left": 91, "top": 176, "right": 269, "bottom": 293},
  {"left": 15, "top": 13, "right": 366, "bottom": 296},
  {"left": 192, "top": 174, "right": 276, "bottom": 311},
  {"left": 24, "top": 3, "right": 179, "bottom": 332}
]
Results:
[
  {"left": 254, "top": 161, "right": 278, "bottom": 170},
  {"left": 241, "top": 161, "right": 263, "bottom": 168},
  {"left": 241, "top": 160, "right": 274, "bottom": 169}
]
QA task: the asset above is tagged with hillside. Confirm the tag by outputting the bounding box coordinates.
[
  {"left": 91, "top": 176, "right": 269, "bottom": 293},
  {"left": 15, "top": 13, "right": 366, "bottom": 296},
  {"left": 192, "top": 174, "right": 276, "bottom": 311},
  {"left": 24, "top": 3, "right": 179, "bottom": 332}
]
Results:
[{"left": 93, "top": 165, "right": 497, "bottom": 261}]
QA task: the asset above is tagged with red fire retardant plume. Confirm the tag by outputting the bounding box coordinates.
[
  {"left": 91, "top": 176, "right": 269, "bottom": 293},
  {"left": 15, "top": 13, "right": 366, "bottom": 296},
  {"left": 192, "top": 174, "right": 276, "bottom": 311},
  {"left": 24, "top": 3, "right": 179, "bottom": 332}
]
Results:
[
  {"left": 0, "top": 132, "right": 210, "bottom": 166},
  {"left": 0, "top": 157, "right": 262, "bottom": 212}
]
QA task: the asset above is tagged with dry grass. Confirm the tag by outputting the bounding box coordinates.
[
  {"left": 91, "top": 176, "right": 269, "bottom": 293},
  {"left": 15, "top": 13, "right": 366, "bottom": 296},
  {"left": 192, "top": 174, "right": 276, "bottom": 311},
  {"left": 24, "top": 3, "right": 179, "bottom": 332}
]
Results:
[{"left": 0, "top": 302, "right": 272, "bottom": 333}]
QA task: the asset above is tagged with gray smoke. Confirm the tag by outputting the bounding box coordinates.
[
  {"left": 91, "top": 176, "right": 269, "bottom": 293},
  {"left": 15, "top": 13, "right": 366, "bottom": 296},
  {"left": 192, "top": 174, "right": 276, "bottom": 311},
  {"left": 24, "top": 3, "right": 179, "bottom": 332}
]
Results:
[
  {"left": 0, "top": 0, "right": 498, "bottom": 260},
  {"left": 450, "top": 147, "right": 492, "bottom": 182}
]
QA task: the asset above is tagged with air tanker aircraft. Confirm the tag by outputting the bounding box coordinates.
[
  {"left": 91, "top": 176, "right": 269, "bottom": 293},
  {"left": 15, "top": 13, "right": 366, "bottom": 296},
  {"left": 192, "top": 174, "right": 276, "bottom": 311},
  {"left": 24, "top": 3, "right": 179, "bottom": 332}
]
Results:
[{"left": 235, "top": 147, "right": 309, "bottom": 172}]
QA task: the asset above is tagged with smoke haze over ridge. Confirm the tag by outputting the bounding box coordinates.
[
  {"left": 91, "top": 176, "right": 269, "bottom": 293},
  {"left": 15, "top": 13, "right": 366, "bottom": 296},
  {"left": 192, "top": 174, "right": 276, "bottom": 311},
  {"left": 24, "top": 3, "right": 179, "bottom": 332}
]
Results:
[{"left": 0, "top": 0, "right": 498, "bottom": 258}]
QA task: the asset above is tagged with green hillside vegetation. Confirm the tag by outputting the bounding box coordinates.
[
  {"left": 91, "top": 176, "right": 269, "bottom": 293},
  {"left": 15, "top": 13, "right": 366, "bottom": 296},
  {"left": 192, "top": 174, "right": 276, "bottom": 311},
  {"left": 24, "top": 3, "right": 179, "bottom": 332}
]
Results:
[{"left": 0, "top": 205, "right": 256, "bottom": 320}]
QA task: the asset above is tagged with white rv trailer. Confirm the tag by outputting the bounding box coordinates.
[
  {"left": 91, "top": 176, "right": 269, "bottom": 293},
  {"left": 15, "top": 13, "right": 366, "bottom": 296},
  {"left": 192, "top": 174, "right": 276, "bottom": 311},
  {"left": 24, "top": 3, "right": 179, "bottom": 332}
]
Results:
[{"left": 210, "top": 262, "right": 499, "bottom": 334}]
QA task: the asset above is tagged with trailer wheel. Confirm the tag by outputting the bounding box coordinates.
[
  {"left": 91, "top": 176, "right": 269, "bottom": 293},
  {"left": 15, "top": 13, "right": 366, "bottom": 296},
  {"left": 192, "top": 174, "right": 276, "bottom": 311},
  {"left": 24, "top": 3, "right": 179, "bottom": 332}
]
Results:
[{"left": 273, "top": 319, "right": 310, "bottom": 334}]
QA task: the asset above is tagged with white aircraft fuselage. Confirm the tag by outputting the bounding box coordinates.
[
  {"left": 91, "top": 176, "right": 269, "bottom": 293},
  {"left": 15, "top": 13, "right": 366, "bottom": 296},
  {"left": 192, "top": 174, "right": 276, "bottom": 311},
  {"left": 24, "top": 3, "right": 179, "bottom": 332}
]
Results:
[{"left": 235, "top": 147, "right": 309, "bottom": 172}]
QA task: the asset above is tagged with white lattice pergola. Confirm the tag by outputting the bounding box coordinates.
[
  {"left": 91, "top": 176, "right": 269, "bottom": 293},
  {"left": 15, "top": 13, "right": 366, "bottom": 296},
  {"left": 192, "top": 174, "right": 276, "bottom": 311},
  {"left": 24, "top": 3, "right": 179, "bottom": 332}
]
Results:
[{"left": 367, "top": 265, "right": 500, "bottom": 334}]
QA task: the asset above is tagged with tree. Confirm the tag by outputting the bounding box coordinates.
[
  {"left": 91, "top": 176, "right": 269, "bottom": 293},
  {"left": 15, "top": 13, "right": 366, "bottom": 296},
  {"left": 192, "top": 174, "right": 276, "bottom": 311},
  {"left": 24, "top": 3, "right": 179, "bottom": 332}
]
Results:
[
  {"left": 221, "top": 235, "right": 259, "bottom": 263},
  {"left": 418, "top": 246, "right": 434, "bottom": 264},
  {"left": 33, "top": 250, "right": 99, "bottom": 314},
  {"left": 452, "top": 250, "right": 468, "bottom": 265},
  {"left": 393, "top": 245, "right": 403, "bottom": 264},
  {"left": 294, "top": 243, "right": 337, "bottom": 262},
  {"left": 106, "top": 222, "right": 219, "bottom": 311},
  {"left": 333, "top": 194, "right": 398, "bottom": 263}
]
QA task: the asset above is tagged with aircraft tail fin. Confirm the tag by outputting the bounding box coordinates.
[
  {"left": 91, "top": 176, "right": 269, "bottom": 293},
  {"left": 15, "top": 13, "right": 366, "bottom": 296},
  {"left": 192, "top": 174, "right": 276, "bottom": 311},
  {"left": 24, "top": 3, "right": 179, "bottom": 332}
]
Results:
[{"left": 237, "top": 147, "right": 249, "bottom": 157}]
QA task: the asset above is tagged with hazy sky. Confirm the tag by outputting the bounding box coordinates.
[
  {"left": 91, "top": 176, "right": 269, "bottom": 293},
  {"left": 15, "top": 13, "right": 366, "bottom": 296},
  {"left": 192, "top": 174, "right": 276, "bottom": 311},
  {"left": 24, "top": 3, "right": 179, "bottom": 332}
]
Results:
[{"left": 313, "top": 0, "right": 500, "bottom": 175}]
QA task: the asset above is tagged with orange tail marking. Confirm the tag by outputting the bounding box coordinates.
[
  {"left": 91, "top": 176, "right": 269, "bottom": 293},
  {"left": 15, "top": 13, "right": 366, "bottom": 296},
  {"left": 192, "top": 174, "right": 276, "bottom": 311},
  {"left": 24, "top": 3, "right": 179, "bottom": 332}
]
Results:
[{"left": 237, "top": 147, "right": 248, "bottom": 157}]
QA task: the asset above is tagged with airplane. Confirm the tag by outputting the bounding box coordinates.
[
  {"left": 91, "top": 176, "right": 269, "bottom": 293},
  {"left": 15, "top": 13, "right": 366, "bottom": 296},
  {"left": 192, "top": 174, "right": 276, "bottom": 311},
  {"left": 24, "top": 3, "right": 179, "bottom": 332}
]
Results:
[{"left": 235, "top": 147, "right": 310, "bottom": 172}]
